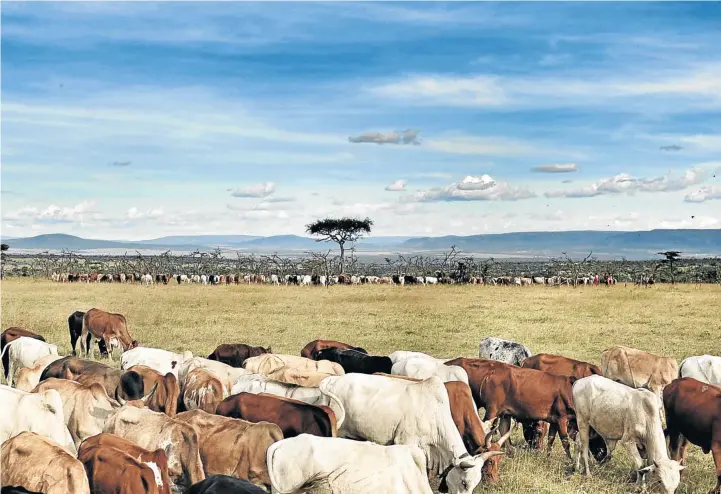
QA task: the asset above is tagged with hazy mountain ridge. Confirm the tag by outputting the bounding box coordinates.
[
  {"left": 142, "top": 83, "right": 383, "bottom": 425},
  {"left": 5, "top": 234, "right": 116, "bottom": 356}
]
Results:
[{"left": 2, "top": 230, "right": 719, "bottom": 259}]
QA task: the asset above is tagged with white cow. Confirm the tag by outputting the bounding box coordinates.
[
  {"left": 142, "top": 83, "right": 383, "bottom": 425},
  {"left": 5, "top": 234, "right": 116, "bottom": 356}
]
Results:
[
  {"left": 416, "top": 276, "right": 426, "bottom": 285},
  {"left": 0, "top": 384, "right": 76, "bottom": 455},
  {"left": 178, "top": 356, "right": 250, "bottom": 392},
  {"left": 392, "top": 357, "right": 469, "bottom": 384},
  {"left": 1, "top": 337, "right": 59, "bottom": 387},
  {"left": 679, "top": 355, "right": 721, "bottom": 385},
  {"left": 267, "top": 434, "right": 434, "bottom": 494},
  {"left": 573, "top": 375, "right": 684, "bottom": 493},
  {"left": 231, "top": 374, "right": 333, "bottom": 407},
  {"left": 301, "top": 275, "right": 312, "bottom": 286},
  {"left": 388, "top": 351, "right": 451, "bottom": 365},
  {"left": 425, "top": 276, "right": 438, "bottom": 285},
  {"left": 201, "top": 275, "right": 208, "bottom": 285},
  {"left": 141, "top": 273, "right": 154, "bottom": 285},
  {"left": 319, "top": 374, "right": 502, "bottom": 494},
  {"left": 14, "top": 354, "right": 63, "bottom": 392},
  {"left": 191, "top": 275, "right": 201, "bottom": 284},
  {"left": 121, "top": 346, "right": 194, "bottom": 378},
  {"left": 270, "top": 274, "right": 280, "bottom": 285}
]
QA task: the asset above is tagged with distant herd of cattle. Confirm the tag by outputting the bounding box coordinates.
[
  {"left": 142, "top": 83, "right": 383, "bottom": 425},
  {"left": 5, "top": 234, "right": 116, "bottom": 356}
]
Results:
[
  {"left": 1, "top": 308, "right": 719, "bottom": 494},
  {"left": 50, "top": 272, "right": 617, "bottom": 287}
]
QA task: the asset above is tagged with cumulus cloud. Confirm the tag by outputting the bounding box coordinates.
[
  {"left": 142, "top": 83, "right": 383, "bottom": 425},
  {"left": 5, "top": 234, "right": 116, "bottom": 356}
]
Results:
[
  {"left": 405, "top": 174, "right": 536, "bottom": 202},
  {"left": 685, "top": 185, "right": 721, "bottom": 203},
  {"left": 127, "top": 207, "right": 164, "bottom": 219},
  {"left": 385, "top": 179, "right": 407, "bottom": 191},
  {"left": 532, "top": 163, "right": 578, "bottom": 173},
  {"left": 111, "top": 161, "right": 132, "bottom": 167},
  {"left": 660, "top": 145, "right": 683, "bottom": 152},
  {"left": 229, "top": 182, "right": 276, "bottom": 198},
  {"left": 2, "top": 201, "right": 98, "bottom": 225},
  {"left": 545, "top": 167, "right": 708, "bottom": 198},
  {"left": 348, "top": 129, "right": 420, "bottom": 145}
]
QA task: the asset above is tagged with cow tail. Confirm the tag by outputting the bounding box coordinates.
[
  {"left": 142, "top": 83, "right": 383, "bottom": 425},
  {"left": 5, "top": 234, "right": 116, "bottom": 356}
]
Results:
[{"left": 318, "top": 380, "right": 345, "bottom": 429}]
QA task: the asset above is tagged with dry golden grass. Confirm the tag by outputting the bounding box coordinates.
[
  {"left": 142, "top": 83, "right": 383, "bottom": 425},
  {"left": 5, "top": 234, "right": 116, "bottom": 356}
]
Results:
[{"left": 2, "top": 279, "right": 719, "bottom": 493}]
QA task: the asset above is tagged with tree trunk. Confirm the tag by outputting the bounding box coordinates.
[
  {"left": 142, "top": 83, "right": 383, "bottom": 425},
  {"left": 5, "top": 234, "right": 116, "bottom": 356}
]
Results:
[{"left": 338, "top": 241, "right": 345, "bottom": 274}]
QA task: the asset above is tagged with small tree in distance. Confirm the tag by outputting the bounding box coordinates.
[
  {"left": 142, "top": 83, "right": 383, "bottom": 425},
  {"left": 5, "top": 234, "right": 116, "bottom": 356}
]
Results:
[{"left": 306, "top": 217, "right": 373, "bottom": 274}]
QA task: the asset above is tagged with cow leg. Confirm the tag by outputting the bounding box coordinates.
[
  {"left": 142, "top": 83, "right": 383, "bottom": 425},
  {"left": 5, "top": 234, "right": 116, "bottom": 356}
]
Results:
[
  {"left": 667, "top": 427, "right": 685, "bottom": 464},
  {"left": 555, "top": 418, "right": 573, "bottom": 460},
  {"left": 85, "top": 333, "right": 94, "bottom": 359},
  {"left": 623, "top": 441, "right": 645, "bottom": 484},
  {"left": 546, "top": 423, "right": 558, "bottom": 455},
  {"left": 103, "top": 336, "right": 113, "bottom": 361},
  {"left": 710, "top": 443, "right": 721, "bottom": 494},
  {"left": 574, "top": 417, "right": 591, "bottom": 476}
]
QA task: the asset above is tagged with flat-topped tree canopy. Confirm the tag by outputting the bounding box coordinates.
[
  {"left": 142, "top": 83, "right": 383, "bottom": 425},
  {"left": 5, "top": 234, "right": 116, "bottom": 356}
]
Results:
[{"left": 306, "top": 217, "right": 373, "bottom": 274}]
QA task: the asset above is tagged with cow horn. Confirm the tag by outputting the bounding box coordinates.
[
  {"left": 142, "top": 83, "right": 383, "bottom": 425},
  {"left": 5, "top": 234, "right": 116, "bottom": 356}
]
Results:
[
  {"left": 116, "top": 389, "right": 128, "bottom": 407},
  {"left": 142, "top": 382, "right": 159, "bottom": 403},
  {"left": 497, "top": 421, "right": 518, "bottom": 447},
  {"left": 478, "top": 450, "right": 505, "bottom": 462},
  {"left": 484, "top": 420, "right": 500, "bottom": 448}
]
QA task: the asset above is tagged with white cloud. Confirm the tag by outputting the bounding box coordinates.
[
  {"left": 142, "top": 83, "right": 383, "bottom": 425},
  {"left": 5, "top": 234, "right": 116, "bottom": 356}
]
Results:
[
  {"left": 685, "top": 185, "right": 721, "bottom": 203},
  {"left": 127, "top": 207, "right": 164, "bottom": 219},
  {"left": 406, "top": 174, "right": 535, "bottom": 202},
  {"left": 230, "top": 182, "right": 276, "bottom": 198},
  {"left": 385, "top": 179, "right": 407, "bottom": 192},
  {"left": 349, "top": 129, "right": 420, "bottom": 145},
  {"left": 532, "top": 163, "right": 578, "bottom": 173},
  {"left": 545, "top": 167, "right": 709, "bottom": 198},
  {"left": 678, "top": 134, "right": 721, "bottom": 152}
]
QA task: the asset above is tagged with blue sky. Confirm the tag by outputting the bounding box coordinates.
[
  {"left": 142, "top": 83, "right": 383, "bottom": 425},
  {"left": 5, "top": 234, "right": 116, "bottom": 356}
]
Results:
[{"left": 1, "top": 2, "right": 720, "bottom": 240}]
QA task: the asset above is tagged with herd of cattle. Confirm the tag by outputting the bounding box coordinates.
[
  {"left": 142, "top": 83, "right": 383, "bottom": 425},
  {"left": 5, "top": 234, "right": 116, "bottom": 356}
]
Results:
[
  {"left": 50, "top": 272, "right": 617, "bottom": 287},
  {"left": 1, "top": 308, "right": 719, "bottom": 494}
]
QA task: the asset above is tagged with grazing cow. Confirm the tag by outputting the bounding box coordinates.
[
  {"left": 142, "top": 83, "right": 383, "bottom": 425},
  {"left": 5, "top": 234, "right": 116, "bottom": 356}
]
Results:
[
  {"left": 522, "top": 353, "right": 602, "bottom": 380},
  {"left": 318, "top": 374, "right": 504, "bottom": 494},
  {"left": 231, "top": 374, "right": 330, "bottom": 407},
  {"left": 216, "top": 392, "right": 337, "bottom": 438},
  {"left": 103, "top": 405, "right": 206, "bottom": 490},
  {"left": 392, "top": 357, "right": 469, "bottom": 384},
  {"left": 315, "top": 347, "right": 393, "bottom": 375},
  {"left": 187, "top": 476, "right": 267, "bottom": 494},
  {"left": 601, "top": 345, "right": 678, "bottom": 407},
  {"left": 679, "top": 355, "right": 721, "bottom": 386},
  {"left": 270, "top": 274, "right": 280, "bottom": 285},
  {"left": 479, "top": 337, "right": 532, "bottom": 366},
  {"left": 69, "top": 311, "right": 108, "bottom": 357},
  {"left": 33, "top": 377, "right": 157, "bottom": 448},
  {"left": 1, "top": 432, "right": 90, "bottom": 494},
  {"left": 267, "top": 434, "right": 434, "bottom": 494},
  {"left": 664, "top": 378, "right": 721, "bottom": 493},
  {"left": 141, "top": 274, "right": 154, "bottom": 285},
  {"left": 119, "top": 365, "right": 180, "bottom": 416},
  {"left": 374, "top": 373, "right": 510, "bottom": 484},
  {"left": 1, "top": 327, "right": 45, "bottom": 380},
  {"left": 181, "top": 368, "right": 228, "bottom": 413},
  {"left": 0, "top": 337, "right": 58, "bottom": 387},
  {"left": 0, "top": 384, "right": 76, "bottom": 455},
  {"left": 243, "top": 354, "right": 344, "bottom": 385},
  {"left": 14, "top": 354, "right": 63, "bottom": 391},
  {"left": 573, "top": 375, "right": 683, "bottom": 493},
  {"left": 392, "top": 274, "right": 404, "bottom": 285},
  {"left": 81, "top": 308, "right": 138, "bottom": 360},
  {"left": 178, "top": 357, "right": 250, "bottom": 392},
  {"left": 301, "top": 339, "right": 367, "bottom": 359},
  {"left": 78, "top": 433, "right": 171, "bottom": 494},
  {"left": 425, "top": 276, "right": 438, "bottom": 285},
  {"left": 207, "top": 343, "right": 271, "bottom": 368},
  {"left": 389, "top": 350, "right": 451, "bottom": 365},
  {"left": 40, "top": 357, "right": 134, "bottom": 400},
  {"left": 121, "top": 346, "right": 194, "bottom": 378},
  {"left": 176, "top": 410, "right": 283, "bottom": 488}
]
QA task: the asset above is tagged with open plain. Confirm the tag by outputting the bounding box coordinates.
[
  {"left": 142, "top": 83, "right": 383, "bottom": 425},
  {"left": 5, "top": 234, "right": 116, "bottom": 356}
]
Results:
[{"left": 1, "top": 278, "right": 719, "bottom": 493}]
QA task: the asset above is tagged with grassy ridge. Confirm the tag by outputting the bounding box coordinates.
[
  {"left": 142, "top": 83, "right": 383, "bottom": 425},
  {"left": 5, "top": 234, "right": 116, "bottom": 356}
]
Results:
[{"left": 2, "top": 279, "right": 719, "bottom": 493}]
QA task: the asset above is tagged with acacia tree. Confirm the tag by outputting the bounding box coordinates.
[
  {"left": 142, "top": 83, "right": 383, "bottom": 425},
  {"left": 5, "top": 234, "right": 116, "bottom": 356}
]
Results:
[
  {"left": 306, "top": 217, "right": 373, "bottom": 274},
  {"left": 657, "top": 250, "right": 682, "bottom": 284}
]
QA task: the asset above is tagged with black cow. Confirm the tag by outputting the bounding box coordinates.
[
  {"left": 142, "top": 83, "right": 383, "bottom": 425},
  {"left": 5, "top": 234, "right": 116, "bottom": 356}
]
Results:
[
  {"left": 391, "top": 275, "right": 402, "bottom": 285},
  {"left": 68, "top": 311, "right": 107, "bottom": 357},
  {"left": 403, "top": 275, "right": 417, "bottom": 285},
  {"left": 314, "top": 347, "right": 392, "bottom": 375},
  {"left": 207, "top": 343, "right": 271, "bottom": 368},
  {"left": 187, "top": 475, "right": 267, "bottom": 494}
]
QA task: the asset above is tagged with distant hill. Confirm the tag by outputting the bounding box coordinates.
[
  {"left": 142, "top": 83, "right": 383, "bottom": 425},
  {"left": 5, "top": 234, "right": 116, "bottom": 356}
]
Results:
[{"left": 2, "top": 229, "right": 720, "bottom": 259}]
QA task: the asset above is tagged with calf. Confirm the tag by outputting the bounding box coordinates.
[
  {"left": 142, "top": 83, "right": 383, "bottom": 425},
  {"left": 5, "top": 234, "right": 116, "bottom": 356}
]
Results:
[
  {"left": 78, "top": 433, "right": 171, "bottom": 494},
  {"left": 216, "top": 392, "right": 336, "bottom": 438},
  {"left": 1, "top": 327, "right": 45, "bottom": 380},
  {"left": 207, "top": 343, "right": 271, "bottom": 368},
  {"left": 315, "top": 347, "right": 392, "bottom": 374},
  {"left": 1, "top": 432, "right": 90, "bottom": 494},
  {"left": 81, "top": 308, "right": 138, "bottom": 360},
  {"left": 301, "top": 339, "right": 367, "bottom": 359},
  {"left": 664, "top": 377, "right": 721, "bottom": 493},
  {"left": 0, "top": 337, "right": 58, "bottom": 387}
]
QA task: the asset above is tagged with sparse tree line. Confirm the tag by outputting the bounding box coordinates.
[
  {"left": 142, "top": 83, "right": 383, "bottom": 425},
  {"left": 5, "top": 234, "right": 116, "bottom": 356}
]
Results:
[{"left": 2, "top": 246, "right": 720, "bottom": 285}]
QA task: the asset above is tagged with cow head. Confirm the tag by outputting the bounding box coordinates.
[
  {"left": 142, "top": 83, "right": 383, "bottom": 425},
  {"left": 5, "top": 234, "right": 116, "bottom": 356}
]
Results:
[
  {"left": 117, "top": 382, "right": 159, "bottom": 409},
  {"left": 478, "top": 423, "right": 515, "bottom": 483},
  {"left": 637, "top": 459, "right": 684, "bottom": 494},
  {"left": 438, "top": 451, "right": 504, "bottom": 494}
]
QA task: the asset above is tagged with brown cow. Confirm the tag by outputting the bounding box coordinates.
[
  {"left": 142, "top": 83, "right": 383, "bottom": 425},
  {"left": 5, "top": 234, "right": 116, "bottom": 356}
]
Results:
[
  {"left": 664, "top": 378, "right": 721, "bottom": 493},
  {"left": 373, "top": 372, "right": 511, "bottom": 483},
  {"left": 40, "top": 356, "right": 142, "bottom": 401},
  {"left": 207, "top": 343, "right": 271, "bottom": 368},
  {"left": 176, "top": 410, "right": 283, "bottom": 489},
  {"left": 521, "top": 353, "right": 602, "bottom": 379},
  {"left": 182, "top": 368, "right": 228, "bottom": 414},
  {"left": 78, "top": 433, "right": 172, "bottom": 494},
  {"left": 2, "top": 327, "right": 45, "bottom": 380},
  {"left": 216, "top": 392, "right": 336, "bottom": 438},
  {"left": 300, "top": 339, "right": 367, "bottom": 360},
  {"left": 81, "top": 308, "right": 138, "bottom": 360},
  {"left": 1, "top": 431, "right": 91, "bottom": 494},
  {"left": 119, "top": 365, "right": 179, "bottom": 416}
]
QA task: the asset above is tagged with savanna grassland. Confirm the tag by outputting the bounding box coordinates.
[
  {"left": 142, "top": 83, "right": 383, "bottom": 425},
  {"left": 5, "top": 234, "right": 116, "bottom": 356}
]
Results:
[{"left": 2, "top": 278, "right": 719, "bottom": 493}]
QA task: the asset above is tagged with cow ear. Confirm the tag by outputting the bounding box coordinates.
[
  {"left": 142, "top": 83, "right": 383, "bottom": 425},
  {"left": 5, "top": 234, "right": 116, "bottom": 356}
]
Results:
[{"left": 637, "top": 465, "right": 655, "bottom": 476}]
